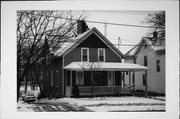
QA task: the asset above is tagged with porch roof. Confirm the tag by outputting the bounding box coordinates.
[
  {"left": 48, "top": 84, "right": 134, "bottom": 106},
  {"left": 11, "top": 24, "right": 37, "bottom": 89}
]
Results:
[{"left": 64, "top": 62, "right": 149, "bottom": 71}]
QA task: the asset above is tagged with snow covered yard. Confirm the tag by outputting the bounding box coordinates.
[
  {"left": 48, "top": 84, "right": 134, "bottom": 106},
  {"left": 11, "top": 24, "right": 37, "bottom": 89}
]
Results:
[
  {"left": 17, "top": 96, "right": 165, "bottom": 112},
  {"left": 57, "top": 96, "right": 165, "bottom": 112}
]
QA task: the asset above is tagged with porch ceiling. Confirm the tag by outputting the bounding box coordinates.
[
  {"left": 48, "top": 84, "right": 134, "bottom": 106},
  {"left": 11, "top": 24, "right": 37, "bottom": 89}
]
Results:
[{"left": 64, "top": 62, "right": 149, "bottom": 71}]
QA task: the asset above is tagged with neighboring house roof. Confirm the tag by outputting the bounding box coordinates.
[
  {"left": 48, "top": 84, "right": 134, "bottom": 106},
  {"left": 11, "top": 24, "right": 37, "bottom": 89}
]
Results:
[
  {"left": 125, "top": 36, "right": 165, "bottom": 58},
  {"left": 64, "top": 62, "right": 149, "bottom": 71},
  {"left": 52, "top": 27, "right": 124, "bottom": 58}
]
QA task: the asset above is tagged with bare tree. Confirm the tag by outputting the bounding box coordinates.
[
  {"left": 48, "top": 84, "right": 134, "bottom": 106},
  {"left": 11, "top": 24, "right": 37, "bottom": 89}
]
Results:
[
  {"left": 17, "top": 10, "right": 84, "bottom": 101},
  {"left": 143, "top": 11, "right": 165, "bottom": 38}
]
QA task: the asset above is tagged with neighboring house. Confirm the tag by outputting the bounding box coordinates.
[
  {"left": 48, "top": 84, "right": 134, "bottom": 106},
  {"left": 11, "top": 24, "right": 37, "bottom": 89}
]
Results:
[
  {"left": 41, "top": 21, "right": 149, "bottom": 98},
  {"left": 125, "top": 32, "right": 165, "bottom": 94}
]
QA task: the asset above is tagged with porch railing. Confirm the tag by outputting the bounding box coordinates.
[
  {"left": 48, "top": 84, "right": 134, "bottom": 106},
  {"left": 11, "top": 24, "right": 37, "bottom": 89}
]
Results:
[{"left": 77, "top": 85, "right": 135, "bottom": 96}]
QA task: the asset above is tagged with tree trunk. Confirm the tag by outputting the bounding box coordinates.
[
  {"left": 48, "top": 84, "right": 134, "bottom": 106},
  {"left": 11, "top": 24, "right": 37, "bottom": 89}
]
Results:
[
  {"left": 17, "top": 76, "right": 23, "bottom": 102},
  {"left": 25, "top": 77, "right": 28, "bottom": 93},
  {"left": 17, "top": 80, "right": 21, "bottom": 102},
  {"left": 36, "top": 77, "right": 43, "bottom": 98}
]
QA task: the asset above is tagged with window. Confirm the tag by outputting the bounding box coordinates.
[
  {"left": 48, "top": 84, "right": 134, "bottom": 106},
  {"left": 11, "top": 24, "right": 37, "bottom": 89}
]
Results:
[
  {"left": 56, "top": 71, "right": 59, "bottom": 87},
  {"left": 143, "top": 73, "right": 147, "bottom": 86},
  {"left": 67, "top": 71, "right": 70, "bottom": 86},
  {"left": 156, "top": 60, "right": 160, "bottom": 72},
  {"left": 50, "top": 71, "right": 53, "bottom": 86},
  {"left": 144, "top": 56, "right": 147, "bottom": 66},
  {"left": 126, "top": 72, "right": 129, "bottom": 75},
  {"left": 81, "top": 48, "right": 89, "bottom": 62},
  {"left": 98, "top": 48, "right": 105, "bottom": 62},
  {"left": 115, "top": 71, "right": 121, "bottom": 86},
  {"left": 134, "top": 58, "right": 136, "bottom": 64},
  {"left": 76, "top": 71, "right": 84, "bottom": 85}
]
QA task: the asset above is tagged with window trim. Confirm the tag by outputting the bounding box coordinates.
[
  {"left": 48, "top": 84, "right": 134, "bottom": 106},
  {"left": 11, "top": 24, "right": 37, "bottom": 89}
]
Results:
[
  {"left": 98, "top": 48, "right": 105, "bottom": 62},
  {"left": 81, "top": 48, "right": 89, "bottom": 62}
]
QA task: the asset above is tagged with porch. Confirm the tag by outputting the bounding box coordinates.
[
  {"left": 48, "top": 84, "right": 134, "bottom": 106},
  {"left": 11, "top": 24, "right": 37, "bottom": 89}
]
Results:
[
  {"left": 66, "top": 85, "right": 134, "bottom": 97},
  {"left": 64, "top": 62, "right": 149, "bottom": 97}
]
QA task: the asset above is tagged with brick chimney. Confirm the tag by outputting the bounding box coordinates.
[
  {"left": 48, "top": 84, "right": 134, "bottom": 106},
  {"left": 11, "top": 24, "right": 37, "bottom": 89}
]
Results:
[{"left": 77, "top": 20, "right": 88, "bottom": 35}]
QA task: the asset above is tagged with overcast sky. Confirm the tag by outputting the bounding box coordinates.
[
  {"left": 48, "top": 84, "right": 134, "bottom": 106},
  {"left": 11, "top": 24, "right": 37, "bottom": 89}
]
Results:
[{"left": 72, "top": 10, "right": 158, "bottom": 54}]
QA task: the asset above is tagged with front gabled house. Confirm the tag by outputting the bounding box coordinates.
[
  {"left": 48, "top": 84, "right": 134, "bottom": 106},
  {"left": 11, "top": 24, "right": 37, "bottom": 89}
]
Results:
[
  {"left": 41, "top": 21, "right": 149, "bottom": 98},
  {"left": 125, "top": 32, "right": 165, "bottom": 95}
]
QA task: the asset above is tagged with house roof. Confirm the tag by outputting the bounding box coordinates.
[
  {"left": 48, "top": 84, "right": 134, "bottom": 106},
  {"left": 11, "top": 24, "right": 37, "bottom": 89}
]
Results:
[
  {"left": 64, "top": 62, "right": 149, "bottom": 71},
  {"left": 52, "top": 27, "right": 124, "bottom": 58},
  {"left": 125, "top": 37, "right": 165, "bottom": 58}
]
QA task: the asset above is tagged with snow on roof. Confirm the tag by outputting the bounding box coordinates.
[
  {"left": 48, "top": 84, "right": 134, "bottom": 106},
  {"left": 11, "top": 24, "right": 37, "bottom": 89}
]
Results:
[
  {"left": 52, "top": 29, "right": 91, "bottom": 56},
  {"left": 145, "top": 37, "right": 165, "bottom": 52},
  {"left": 52, "top": 27, "right": 124, "bottom": 58},
  {"left": 116, "top": 40, "right": 137, "bottom": 55},
  {"left": 125, "top": 37, "right": 165, "bottom": 57},
  {"left": 64, "top": 62, "right": 149, "bottom": 71}
]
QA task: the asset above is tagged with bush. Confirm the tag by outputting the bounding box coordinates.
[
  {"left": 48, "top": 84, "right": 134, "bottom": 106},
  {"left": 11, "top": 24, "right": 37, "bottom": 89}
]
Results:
[{"left": 72, "top": 85, "right": 79, "bottom": 98}]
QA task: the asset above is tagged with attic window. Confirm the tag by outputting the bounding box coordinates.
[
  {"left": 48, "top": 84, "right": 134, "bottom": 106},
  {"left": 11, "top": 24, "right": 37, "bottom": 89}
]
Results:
[
  {"left": 144, "top": 44, "right": 147, "bottom": 49},
  {"left": 81, "top": 48, "right": 89, "bottom": 62},
  {"left": 98, "top": 48, "right": 105, "bottom": 62}
]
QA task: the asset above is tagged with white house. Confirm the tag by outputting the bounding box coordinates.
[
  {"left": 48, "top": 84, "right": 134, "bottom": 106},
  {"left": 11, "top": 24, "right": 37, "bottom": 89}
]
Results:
[{"left": 125, "top": 32, "right": 165, "bottom": 94}]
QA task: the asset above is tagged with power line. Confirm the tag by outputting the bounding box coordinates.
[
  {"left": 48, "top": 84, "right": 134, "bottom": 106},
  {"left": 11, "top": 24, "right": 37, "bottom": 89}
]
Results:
[
  {"left": 32, "top": 13, "right": 161, "bottom": 29},
  {"left": 66, "top": 17, "right": 158, "bottom": 29},
  {"left": 61, "top": 40, "right": 165, "bottom": 46}
]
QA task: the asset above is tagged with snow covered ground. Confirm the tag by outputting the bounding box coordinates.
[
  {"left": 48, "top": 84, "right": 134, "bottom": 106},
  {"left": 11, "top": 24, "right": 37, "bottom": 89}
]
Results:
[
  {"left": 17, "top": 96, "right": 165, "bottom": 112},
  {"left": 57, "top": 96, "right": 165, "bottom": 112},
  {"left": 17, "top": 101, "right": 37, "bottom": 112}
]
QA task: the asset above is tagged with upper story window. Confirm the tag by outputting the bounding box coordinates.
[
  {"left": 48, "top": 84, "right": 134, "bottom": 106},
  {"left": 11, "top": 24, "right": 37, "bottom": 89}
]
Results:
[
  {"left": 144, "top": 56, "right": 147, "bottom": 66},
  {"left": 81, "top": 48, "right": 89, "bottom": 62},
  {"left": 98, "top": 48, "right": 105, "bottom": 62},
  {"left": 156, "top": 60, "right": 160, "bottom": 72}
]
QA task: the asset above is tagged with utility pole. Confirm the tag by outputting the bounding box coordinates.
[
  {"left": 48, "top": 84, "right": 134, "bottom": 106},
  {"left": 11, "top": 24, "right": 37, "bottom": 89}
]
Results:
[
  {"left": 104, "top": 22, "right": 107, "bottom": 37},
  {"left": 118, "top": 37, "right": 121, "bottom": 50}
]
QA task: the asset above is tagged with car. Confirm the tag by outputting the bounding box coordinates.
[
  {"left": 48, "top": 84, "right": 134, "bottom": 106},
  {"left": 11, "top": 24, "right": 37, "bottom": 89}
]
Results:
[{"left": 23, "top": 93, "right": 37, "bottom": 102}]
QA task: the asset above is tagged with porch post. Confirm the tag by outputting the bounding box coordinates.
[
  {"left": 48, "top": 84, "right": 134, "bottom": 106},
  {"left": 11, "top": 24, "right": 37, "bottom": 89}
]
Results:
[
  {"left": 70, "top": 70, "right": 72, "bottom": 96},
  {"left": 129, "top": 71, "right": 131, "bottom": 93},
  {"left": 133, "top": 71, "right": 135, "bottom": 94}
]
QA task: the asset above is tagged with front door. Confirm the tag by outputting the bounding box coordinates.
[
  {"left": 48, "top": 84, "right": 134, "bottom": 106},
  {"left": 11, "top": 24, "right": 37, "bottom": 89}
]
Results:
[
  {"left": 108, "top": 71, "right": 115, "bottom": 86},
  {"left": 92, "top": 71, "right": 101, "bottom": 86}
]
